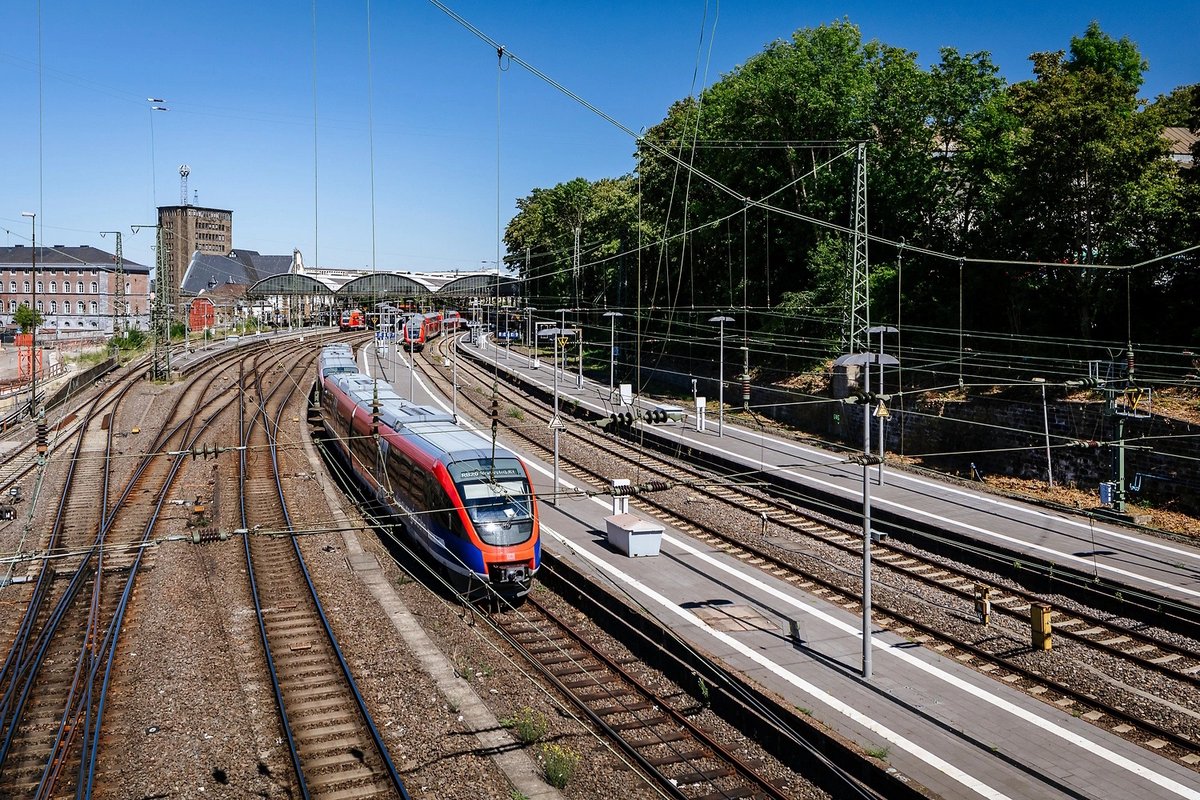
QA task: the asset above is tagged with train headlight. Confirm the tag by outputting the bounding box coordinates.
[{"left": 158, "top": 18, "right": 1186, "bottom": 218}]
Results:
[{"left": 496, "top": 564, "right": 530, "bottom": 584}]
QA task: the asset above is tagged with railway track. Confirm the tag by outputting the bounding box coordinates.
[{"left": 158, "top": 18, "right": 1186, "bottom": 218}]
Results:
[
  {"left": 240, "top": 345, "right": 410, "bottom": 799},
  {"left": 0, "top": 353, "right": 240, "bottom": 796},
  {"left": 0, "top": 333, "right": 363, "bottom": 796},
  {"left": 424, "top": 334, "right": 1200, "bottom": 768},
  {"left": 312, "top": 362, "right": 892, "bottom": 800},
  {"left": 497, "top": 593, "right": 796, "bottom": 799},
  {"left": 410, "top": 336, "right": 1200, "bottom": 695}
]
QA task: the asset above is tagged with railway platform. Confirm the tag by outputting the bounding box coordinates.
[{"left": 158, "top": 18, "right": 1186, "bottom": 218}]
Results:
[
  {"left": 534, "top": 485, "right": 1200, "bottom": 800},
  {"left": 364, "top": 338, "right": 1200, "bottom": 800},
  {"left": 462, "top": 335, "right": 1200, "bottom": 617}
]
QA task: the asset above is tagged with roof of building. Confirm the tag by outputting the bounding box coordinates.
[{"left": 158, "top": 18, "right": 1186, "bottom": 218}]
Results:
[
  {"left": 0, "top": 245, "right": 150, "bottom": 273},
  {"left": 195, "top": 281, "right": 248, "bottom": 305},
  {"left": 181, "top": 244, "right": 516, "bottom": 299},
  {"left": 1163, "top": 127, "right": 1198, "bottom": 166},
  {"left": 158, "top": 204, "right": 233, "bottom": 214},
  {"left": 180, "top": 249, "right": 298, "bottom": 295},
  {"left": 229, "top": 249, "right": 293, "bottom": 275}
]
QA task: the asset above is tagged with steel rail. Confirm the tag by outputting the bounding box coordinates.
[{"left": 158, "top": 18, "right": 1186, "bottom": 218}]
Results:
[
  {"left": 259, "top": 356, "right": 411, "bottom": 799},
  {"left": 0, "top": 338, "right": 286, "bottom": 795},
  {"left": 242, "top": 347, "right": 410, "bottom": 799},
  {"left": 44, "top": 365, "right": 239, "bottom": 797},
  {"left": 433, "top": 335, "right": 1200, "bottom": 762}
]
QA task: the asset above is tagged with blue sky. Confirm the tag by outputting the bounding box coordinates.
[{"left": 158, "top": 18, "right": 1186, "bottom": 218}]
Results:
[{"left": 1, "top": 1, "right": 1195, "bottom": 273}]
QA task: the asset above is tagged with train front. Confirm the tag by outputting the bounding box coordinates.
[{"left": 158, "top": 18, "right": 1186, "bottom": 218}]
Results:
[
  {"left": 447, "top": 457, "right": 540, "bottom": 597},
  {"left": 403, "top": 316, "right": 425, "bottom": 351}
]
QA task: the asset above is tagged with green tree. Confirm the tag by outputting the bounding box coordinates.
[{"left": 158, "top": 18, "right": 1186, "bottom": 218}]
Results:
[
  {"left": 13, "top": 303, "right": 42, "bottom": 334},
  {"left": 977, "top": 24, "right": 1181, "bottom": 338},
  {"left": 637, "top": 20, "right": 879, "bottom": 315},
  {"left": 505, "top": 176, "right": 645, "bottom": 307},
  {"left": 1147, "top": 83, "right": 1200, "bottom": 128},
  {"left": 926, "top": 48, "right": 1015, "bottom": 248},
  {"left": 1067, "top": 21, "right": 1146, "bottom": 90}
]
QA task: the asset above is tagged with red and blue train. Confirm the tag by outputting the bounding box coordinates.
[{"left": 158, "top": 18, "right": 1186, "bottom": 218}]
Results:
[
  {"left": 317, "top": 344, "right": 539, "bottom": 598},
  {"left": 401, "top": 310, "right": 461, "bottom": 352}
]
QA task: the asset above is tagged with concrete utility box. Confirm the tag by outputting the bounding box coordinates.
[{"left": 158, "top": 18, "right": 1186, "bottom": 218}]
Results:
[
  {"left": 604, "top": 513, "right": 664, "bottom": 557},
  {"left": 831, "top": 362, "right": 861, "bottom": 399}
]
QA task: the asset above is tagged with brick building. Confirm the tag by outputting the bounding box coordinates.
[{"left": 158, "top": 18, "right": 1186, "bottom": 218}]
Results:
[
  {"left": 157, "top": 204, "right": 233, "bottom": 299},
  {"left": 0, "top": 245, "right": 150, "bottom": 337}
]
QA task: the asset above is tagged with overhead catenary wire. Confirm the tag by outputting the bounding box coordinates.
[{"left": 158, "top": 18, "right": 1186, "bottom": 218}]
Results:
[
  {"left": 428, "top": 0, "right": 1163, "bottom": 275},
  {"left": 309, "top": 428, "right": 677, "bottom": 796}
]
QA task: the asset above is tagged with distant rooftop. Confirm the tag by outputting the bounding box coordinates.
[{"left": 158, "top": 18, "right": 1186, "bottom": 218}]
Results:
[
  {"left": 1163, "top": 127, "right": 1198, "bottom": 167},
  {"left": 0, "top": 245, "right": 149, "bottom": 272}
]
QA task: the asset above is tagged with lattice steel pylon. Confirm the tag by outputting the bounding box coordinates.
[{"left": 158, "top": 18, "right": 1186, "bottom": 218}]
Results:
[
  {"left": 151, "top": 225, "right": 171, "bottom": 380},
  {"left": 101, "top": 231, "right": 126, "bottom": 335},
  {"left": 113, "top": 232, "right": 125, "bottom": 335},
  {"left": 844, "top": 142, "right": 869, "bottom": 354}
]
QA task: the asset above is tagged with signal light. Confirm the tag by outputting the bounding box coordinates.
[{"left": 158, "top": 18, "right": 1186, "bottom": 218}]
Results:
[{"left": 603, "top": 411, "right": 635, "bottom": 430}]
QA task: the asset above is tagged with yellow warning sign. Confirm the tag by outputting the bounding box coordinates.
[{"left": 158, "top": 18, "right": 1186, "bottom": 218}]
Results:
[{"left": 873, "top": 401, "right": 890, "bottom": 418}]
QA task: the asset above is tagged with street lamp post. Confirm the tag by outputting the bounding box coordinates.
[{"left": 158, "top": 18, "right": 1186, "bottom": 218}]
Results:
[
  {"left": 526, "top": 307, "right": 537, "bottom": 368},
  {"left": 709, "top": 315, "right": 734, "bottom": 437},
  {"left": 1033, "top": 377, "right": 1053, "bottom": 487},
  {"left": 148, "top": 100, "right": 168, "bottom": 207},
  {"left": 552, "top": 326, "right": 561, "bottom": 416},
  {"left": 556, "top": 307, "right": 572, "bottom": 389},
  {"left": 603, "top": 311, "right": 623, "bottom": 395},
  {"left": 861, "top": 453, "right": 873, "bottom": 680},
  {"left": 389, "top": 312, "right": 397, "bottom": 383},
  {"left": 20, "top": 212, "right": 37, "bottom": 420},
  {"left": 551, "top": 325, "right": 564, "bottom": 507},
  {"left": 576, "top": 326, "right": 584, "bottom": 389},
  {"left": 407, "top": 318, "right": 416, "bottom": 402},
  {"left": 867, "top": 325, "right": 899, "bottom": 484},
  {"left": 837, "top": 349, "right": 896, "bottom": 681},
  {"left": 452, "top": 325, "right": 459, "bottom": 418}
]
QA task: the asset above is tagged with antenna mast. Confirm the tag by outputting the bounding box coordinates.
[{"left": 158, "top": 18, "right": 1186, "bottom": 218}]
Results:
[{"left": 179, "top": 164, "right": 191, "bottom": 206}]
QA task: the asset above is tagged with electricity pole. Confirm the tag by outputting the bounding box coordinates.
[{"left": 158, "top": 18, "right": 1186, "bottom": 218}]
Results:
[
  {"left": 20, "top": 212, "right": 37, "bottom": 420},
  {"left": 101, "top": 231, "right": 125, "bottom": 336},
  {"left": 134, "top": 223, "right": 171, "bottom": 380}
]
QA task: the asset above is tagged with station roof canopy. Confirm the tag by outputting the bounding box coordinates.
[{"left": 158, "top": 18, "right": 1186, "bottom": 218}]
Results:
[
  {"left": 210, "top": 264, "right": 522, "bottom": 305},
  {"left": 337, "top": 271, "right": 436, "bottom": 303},
  {"left": 439, "top": 272, "right": 520, "bottom": 297},
  {"left": 246, "top": 272, "right": 333, "bottom": 298}
]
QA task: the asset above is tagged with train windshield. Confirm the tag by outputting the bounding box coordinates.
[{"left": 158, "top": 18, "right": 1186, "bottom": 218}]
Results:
[{"left": 448, "top": 458, "right": 534, "bottom": 545}]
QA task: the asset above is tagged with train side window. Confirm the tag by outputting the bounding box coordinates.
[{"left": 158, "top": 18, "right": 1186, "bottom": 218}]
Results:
[{"left": 428, "top": 483, "right": 456, "bottom": 534}]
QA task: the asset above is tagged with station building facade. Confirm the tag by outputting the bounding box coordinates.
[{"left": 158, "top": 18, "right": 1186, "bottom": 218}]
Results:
[{"left": 0, "top": 245, "right": 150, "bottom": 337}]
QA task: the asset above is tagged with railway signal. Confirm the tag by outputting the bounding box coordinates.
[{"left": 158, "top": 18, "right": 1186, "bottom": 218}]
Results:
[
  {"left": 595, "top": 411, "right": 635, "bottom": 431},
  {"left": 644, "top": 407, "right": 684, "bottom": 424}
]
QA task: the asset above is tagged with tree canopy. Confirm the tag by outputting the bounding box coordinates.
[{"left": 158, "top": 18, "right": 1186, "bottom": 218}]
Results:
[
  {"left": 13, "top": 303, "right": 42, "bottom": 334},
  {"left": 503, "top": 20, "right": 1198, "bottom": 369}
]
